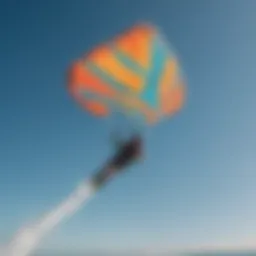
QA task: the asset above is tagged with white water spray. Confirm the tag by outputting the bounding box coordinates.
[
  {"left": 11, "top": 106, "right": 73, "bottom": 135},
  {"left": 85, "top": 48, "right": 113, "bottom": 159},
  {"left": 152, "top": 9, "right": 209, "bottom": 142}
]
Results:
[{"left": 5, "top": 180, "right": 96, "bottom": 256}]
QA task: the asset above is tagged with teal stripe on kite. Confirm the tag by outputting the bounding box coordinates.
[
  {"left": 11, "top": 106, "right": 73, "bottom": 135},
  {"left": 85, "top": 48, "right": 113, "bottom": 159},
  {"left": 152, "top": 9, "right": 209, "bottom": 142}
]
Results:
[
  {"left": 111, "top": 46, "right": 146, "bottom": 77},
  {"left": 85, "top": 62, "right": 135, "bottom": 94},
  {"left": 141, "top": 37, "right": 169, "bottom": 107},
  {"left": 79, "top": 89, "right": 117, "bottom": 111},
  {"left": 79, "top": 88, "right": 147, "bottom": 126}
]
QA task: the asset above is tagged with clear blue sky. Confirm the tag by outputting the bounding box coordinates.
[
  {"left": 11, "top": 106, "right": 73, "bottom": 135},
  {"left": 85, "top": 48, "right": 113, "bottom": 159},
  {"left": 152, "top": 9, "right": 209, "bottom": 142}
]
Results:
[{"left": 1, "top": 0, "right": 256, "bottom": 254}]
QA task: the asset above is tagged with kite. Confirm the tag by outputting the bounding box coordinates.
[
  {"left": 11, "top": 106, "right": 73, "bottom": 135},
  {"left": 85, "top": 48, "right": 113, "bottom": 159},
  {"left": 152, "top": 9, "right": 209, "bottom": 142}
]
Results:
[{"left": 68, "top": 23, "right": 185, "bottom": 128}]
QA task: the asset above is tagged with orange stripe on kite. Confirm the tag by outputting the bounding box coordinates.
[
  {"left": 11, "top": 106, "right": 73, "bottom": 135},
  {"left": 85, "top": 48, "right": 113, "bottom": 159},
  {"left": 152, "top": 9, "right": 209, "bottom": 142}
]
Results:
[
  {"left": 68, "top": 61, "right": 117, "bottom": 99},
  {"left": 159, "top": 59, "right": 179, "bottom": 115},
  {"left": 114, "top": 25, "right": 155, "bottom": 70},
  {"left": 82, "top": 99, "right": 109, "bottom": 117},
  {"left": 163, "top": 84, "right": 185, "bottom": 116}
]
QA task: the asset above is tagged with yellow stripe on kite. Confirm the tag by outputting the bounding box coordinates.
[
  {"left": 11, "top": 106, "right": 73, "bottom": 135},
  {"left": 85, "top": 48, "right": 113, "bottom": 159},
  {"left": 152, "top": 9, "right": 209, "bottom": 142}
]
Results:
[
  {"left": 89, "top": 46, "right": 143, "bottom": 93},
  {"left": 159, "top": 58, "right": 179, "bottom": 114}
]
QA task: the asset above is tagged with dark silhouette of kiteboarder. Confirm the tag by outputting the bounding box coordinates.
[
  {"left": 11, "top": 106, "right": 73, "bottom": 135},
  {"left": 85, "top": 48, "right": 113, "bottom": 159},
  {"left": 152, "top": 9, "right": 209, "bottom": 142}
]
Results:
[{"left": 92, "top": 134, "right": 143, "bottom": 187}]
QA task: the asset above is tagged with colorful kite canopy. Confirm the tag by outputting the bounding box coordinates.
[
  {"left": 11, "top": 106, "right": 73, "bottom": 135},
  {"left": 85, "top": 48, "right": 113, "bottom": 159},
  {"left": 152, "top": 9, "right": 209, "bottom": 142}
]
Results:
[{"left": 68, "top": 24, "right": 185, "bottom": 125}]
